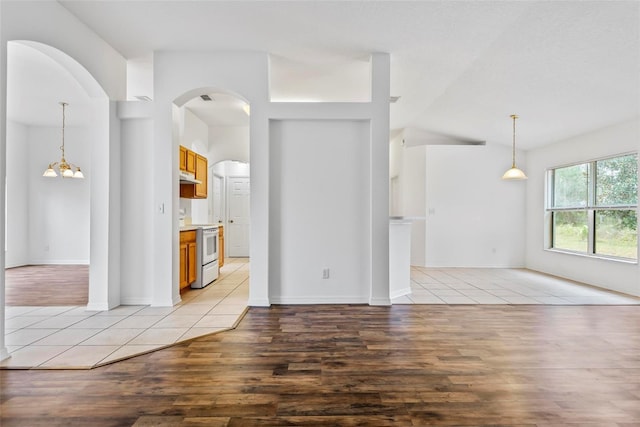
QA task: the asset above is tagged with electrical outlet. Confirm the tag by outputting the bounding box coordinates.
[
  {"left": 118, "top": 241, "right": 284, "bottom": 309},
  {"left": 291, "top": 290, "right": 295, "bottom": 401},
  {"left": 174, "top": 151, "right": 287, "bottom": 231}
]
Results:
[{"left": 322, "top": 268, "right": 330, "bottom": 279}]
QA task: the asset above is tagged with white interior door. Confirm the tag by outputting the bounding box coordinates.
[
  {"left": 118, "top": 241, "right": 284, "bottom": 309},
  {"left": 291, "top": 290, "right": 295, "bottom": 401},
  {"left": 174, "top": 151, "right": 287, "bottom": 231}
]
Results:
[
  {"left": 212, "top": 174, "right": 224, "bottom": 225},
  {"left": 227, "top": 176, "right": 250, "bottom": 257}
]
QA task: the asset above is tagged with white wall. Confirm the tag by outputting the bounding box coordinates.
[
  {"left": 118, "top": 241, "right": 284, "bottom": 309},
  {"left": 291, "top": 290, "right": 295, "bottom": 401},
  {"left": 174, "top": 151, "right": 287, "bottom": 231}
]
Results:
[
  {"left": 425, "top": 144, "right": 527, "bottom": 267},
  {"left": 127, "top": 55, "right": 153, "bottom": 101},
  {"left": 28, "top": 126, "right": 91, "bottom": 264},
  {"left": 119, "top": 109, "right": 154, "bottom": 305},
  {"left": 526, "top": 119, "right": 640, "bottom": 297},
  {"left": 5, "top": 120, "right": 28, "bottom": 267},
  {"left": 209, "top": 125, "right": 250, "bottom": 164},
  {"left": 153, "top": 51, "right": 390, "bottom": 307},
  {"left": 269, "top": 119, "right": 371, "bottom": 303}
]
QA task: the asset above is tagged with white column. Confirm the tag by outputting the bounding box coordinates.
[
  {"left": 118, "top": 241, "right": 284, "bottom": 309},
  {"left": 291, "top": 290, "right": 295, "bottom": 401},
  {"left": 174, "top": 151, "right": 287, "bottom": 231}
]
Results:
[
  {"left": 248, "top": 110, "right": 271, "bottom": 306},
  {"left": 87, "top": 101, "right": 121, "bottom": 310},
  {"left": 151, "top": 100, "right": 180, "bottom": 306},
  {"left": 0, "top": 24, "right": 10, "bottom": 361},
  {"left": 369, "top": 53, "right": 391, "bottom": 305}
]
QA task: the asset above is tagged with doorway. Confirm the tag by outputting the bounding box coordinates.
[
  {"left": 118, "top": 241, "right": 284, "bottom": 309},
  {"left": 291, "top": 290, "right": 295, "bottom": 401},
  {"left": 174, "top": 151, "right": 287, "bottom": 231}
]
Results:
[
  {"left": 4, "top": 41, "right": 107, "bottom": 308},
  {"left": 211, "top": 161, "right": 250, "bottom": 260}
]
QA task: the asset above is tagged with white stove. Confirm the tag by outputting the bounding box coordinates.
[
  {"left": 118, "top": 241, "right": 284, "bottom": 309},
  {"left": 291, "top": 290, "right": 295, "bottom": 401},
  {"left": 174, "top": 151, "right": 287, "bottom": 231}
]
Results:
[{"left": 191, "top": 225, "right": 219, "bottom": 289}]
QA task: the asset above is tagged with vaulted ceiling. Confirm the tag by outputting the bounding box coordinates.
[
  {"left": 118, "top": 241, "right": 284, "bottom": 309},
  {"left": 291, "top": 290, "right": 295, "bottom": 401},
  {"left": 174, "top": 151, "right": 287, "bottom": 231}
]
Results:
[{"left": 12, "top": 1, "right": 640, "bottom": 150}]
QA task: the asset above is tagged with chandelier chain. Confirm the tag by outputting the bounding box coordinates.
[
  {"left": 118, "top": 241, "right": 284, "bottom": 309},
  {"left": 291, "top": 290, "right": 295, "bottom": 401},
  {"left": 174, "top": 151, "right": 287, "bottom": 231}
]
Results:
[{"left": 511, "top": 114, "right": 518, "bottom": 168}]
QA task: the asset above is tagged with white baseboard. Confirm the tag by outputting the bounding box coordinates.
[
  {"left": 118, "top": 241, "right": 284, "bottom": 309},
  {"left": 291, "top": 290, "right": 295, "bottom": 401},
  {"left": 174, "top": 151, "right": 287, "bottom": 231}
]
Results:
[
  {"left": 369, "top": 297, "right": 392, "bottom": 306},
  {"left": 120, "top": 298, "right": 152, "bottom": 306},
  {"left": 247, "top": 298, "right": 271, "bottom": 307},
  {"left": 269, "top": 296, "right": 369, "bottom": 305},
  {"left": 390, "top": 287, "right": 412, "bottom": 299},
  {"left": 0, "top": 347, "right": 10, "bottom": 362},
  {"left": 28, "top": 259, "right": 90, "bottom": 265}
]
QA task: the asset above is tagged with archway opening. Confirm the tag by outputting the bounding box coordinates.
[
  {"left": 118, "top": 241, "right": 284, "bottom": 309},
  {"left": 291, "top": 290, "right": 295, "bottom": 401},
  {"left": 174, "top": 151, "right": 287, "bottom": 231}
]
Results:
[
  {"left": 4, "top": 41, "right": 108, "bottom": 309},
  {"left": 173, "top": 88, "right": 250, "bottom": 296}
]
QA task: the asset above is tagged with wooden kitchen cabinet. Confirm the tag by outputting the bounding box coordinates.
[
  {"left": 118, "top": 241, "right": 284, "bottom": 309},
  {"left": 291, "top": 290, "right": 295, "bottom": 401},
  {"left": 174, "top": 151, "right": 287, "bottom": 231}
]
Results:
[
  {"left": 179, "top": 230, "right": 197, "bottom": 290},
  {"left": 180, "top": 152, "right": 208, "bottom": 199},
  {"left": 186, "top": 150, "right": 196, "bottom": 174},
  {"left": 179, "top": 146, "right": 196, "bottom": 174},
  {"left": 179, "top": 146, "right": 187, "bottom": 172},
  {"left": 218, "top": 225, "right": 224, "bottom": 268}
]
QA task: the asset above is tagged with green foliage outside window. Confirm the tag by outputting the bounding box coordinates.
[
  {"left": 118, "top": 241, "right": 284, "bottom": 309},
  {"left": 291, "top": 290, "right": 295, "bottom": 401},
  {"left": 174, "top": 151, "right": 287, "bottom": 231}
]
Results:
[{"left": 549, "top": 153, "right": 638, "bottom": 260}]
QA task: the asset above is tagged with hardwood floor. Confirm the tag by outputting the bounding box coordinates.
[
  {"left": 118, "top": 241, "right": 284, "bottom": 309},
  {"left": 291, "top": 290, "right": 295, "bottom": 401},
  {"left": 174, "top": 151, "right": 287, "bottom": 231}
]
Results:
[
  {"left": 5, "top": 265, "right": 88, "bottom": 306},
  {"left": 2, "top": 304, "right": 640, "bottom": 426}
]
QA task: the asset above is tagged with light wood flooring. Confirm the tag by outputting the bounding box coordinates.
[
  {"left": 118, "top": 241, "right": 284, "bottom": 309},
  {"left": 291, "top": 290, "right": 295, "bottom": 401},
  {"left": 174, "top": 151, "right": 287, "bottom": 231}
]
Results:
[
  {"left": 5, "top": 265, "right": 88, "bottom": 306},
  {"left": 2, "top": 304, "right": 640, "bottom": 426}
]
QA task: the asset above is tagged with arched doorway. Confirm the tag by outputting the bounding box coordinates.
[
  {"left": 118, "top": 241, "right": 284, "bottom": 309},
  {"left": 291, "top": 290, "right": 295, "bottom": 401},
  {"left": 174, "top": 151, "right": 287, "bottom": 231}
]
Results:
[
  {"left": 4, "top": 41, "right": 110, "bottom": 310},
  {"left": 172, "top": 88, "right": 250, "bottom": 295}
]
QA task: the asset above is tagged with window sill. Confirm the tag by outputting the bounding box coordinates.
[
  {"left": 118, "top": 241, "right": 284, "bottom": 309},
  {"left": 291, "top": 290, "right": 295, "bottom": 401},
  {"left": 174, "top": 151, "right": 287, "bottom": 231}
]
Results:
[{"left": 545, "top": 248, "right": 638, "bottom": 265}]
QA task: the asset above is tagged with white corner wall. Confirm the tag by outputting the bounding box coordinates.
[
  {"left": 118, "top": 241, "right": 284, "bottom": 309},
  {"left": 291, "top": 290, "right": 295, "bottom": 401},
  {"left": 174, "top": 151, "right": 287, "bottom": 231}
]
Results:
[
  {"left": 269, "top": 119, "right": 371, "bottom": 303},
  {"left": 425, "top": 144, "right": 526, "bottom": 267},
  {"left": 526, "top": 119, "right": 640, "bottom": 297},
  {"left": 5, "top": 120, "right": 28, "bottom": 268}
]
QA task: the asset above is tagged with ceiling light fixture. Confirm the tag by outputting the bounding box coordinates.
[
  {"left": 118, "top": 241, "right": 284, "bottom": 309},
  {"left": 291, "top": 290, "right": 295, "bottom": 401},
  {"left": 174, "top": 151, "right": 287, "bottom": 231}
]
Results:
[
  {"left": 43, "top": 102, "right": 84, "bottom": 179},
  {"left": 501, "top": 114, "right": 527, "bottom": 180}
]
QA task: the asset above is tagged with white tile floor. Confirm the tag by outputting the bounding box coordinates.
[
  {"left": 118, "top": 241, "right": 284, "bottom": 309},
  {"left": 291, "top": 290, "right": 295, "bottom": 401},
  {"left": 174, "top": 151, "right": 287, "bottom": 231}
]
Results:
[
  {"left": 391, "top": 266, "right": 640, "bottom": 305},
  {"left": 3, "top": 263, "right": 639, "bottom": 369},
  {"left": 2, "top": 258, "right": 249, "bottom": 369}
]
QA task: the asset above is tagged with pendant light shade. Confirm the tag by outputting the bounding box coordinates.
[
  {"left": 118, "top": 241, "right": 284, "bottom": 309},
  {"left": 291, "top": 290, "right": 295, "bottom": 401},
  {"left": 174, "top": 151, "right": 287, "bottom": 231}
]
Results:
[
  {"left": 43, "top": 102, "right": 85, "bottom": 179},
  {"left": 502, "top": 114, "right": 527, "bottom": 180}
]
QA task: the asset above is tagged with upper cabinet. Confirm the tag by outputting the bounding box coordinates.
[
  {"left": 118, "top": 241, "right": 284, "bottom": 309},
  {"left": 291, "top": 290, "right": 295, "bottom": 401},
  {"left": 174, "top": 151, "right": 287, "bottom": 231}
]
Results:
[
  {"left": 179, "top": 146, "right": 208, "bottom": 199},
  {"left": 179, "top": 146, "right": 196, "bottom": 175}
]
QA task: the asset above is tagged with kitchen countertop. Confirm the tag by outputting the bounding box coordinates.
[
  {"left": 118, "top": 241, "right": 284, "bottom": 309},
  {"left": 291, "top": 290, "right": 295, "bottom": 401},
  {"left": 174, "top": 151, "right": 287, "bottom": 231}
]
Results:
[{"left": 179, "top": 224, "right": 220, "bottom": 232}]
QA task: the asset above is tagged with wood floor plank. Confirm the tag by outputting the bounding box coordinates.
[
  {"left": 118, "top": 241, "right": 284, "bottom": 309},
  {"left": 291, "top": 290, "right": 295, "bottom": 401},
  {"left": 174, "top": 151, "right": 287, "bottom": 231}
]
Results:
[
  {"left": 4, "top": 264, "right": 88, "bottom": 306},
  {"left": 2, "top": 304, "right": 640, "bottom": 426}
]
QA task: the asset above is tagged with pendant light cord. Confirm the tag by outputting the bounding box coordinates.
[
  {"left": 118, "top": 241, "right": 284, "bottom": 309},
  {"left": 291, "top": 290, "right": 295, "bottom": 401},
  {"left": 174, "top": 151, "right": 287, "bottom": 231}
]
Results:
[
  {"left": 511, "top": 114, "right": 518, "bottom": 168},
  {"left": 60, "top": 102, "right": 67, "bottom": 160}
]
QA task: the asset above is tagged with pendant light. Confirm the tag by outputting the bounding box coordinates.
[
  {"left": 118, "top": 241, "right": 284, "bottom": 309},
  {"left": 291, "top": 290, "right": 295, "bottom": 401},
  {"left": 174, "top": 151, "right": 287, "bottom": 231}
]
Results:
[
  {"left": 43, "top": 102, "right": 84, "bottom": 179},
  {"left": 501, "top": 114, "right": 527, "bottom": 180}
]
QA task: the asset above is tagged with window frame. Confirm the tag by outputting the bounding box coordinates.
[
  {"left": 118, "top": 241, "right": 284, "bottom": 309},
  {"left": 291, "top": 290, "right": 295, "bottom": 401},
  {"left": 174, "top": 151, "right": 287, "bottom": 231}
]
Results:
[{"left": 546, "top": 152, "right": 638, "bottom": 262}]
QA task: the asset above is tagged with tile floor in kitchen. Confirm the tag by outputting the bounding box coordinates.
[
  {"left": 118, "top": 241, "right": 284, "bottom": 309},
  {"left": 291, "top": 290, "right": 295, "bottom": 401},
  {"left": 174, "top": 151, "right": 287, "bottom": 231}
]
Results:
[
  {"left": 2, "top": 258, "right": 249, "bottom": 369},
  {"left": 3, "top": 262, "right": 639, "bottom": 369}
]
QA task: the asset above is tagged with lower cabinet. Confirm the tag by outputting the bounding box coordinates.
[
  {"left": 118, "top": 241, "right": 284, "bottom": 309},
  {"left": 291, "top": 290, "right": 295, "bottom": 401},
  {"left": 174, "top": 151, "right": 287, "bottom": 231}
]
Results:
[
  {"left": 179, "top": 230, "right": 197, "bottom": 290},
  {"left": 218, "top": 225, "right": 225, "bottom": 268}
]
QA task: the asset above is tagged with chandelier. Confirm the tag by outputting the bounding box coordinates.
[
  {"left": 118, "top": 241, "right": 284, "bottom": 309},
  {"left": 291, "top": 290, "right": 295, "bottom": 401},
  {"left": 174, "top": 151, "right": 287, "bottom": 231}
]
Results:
[
  {"left": 43, "top": 102, "right": 84, "bottom": 179},
  {"left": 501, "top": 114, "right": 527, "bottom": 180}
]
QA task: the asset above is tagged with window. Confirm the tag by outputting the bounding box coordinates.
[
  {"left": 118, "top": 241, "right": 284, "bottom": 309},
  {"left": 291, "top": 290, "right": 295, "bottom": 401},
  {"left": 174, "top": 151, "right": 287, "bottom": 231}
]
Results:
[{"left": 547, "top": 153, "right": 638, "bottom": 261}]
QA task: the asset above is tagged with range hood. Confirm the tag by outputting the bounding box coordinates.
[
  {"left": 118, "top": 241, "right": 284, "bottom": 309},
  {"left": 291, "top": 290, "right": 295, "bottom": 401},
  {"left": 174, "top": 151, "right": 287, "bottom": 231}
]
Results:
[{"left": 179, "top": 170, "right": 202, "bottom": 185}]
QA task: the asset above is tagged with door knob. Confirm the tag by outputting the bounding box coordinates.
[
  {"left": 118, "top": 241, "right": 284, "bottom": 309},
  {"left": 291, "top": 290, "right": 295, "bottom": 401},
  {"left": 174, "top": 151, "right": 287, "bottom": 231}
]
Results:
[{"left": 229, "top": 220, "right": 234, "bottom": 223}]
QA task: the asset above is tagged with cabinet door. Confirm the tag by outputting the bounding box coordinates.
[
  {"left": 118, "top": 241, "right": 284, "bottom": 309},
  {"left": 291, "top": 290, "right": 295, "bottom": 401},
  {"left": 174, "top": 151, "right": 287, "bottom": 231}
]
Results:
[
  {"left": 187, "top": 242, "right": 198, "bottom": 284},
  {"left": 179, "top": 242, "right": 188, "bottom": 289},
  {"left": 186, "top": 149, "right": 196, "bottom": 174},
  {"left": 218, "top": 226, "right": 224, "bottom": 268},
  {"left": 194, "top": 154, "right": 208, "bottom": 198},
  {"left": 179, "top": 146, "right": 187, "bottom": 172}
]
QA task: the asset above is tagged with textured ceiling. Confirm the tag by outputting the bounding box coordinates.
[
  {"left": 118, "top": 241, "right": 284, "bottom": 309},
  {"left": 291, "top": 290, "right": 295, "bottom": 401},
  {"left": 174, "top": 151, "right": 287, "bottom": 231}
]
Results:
[{"left": 11, "top": 1, "right": 640, "bottom": 149}]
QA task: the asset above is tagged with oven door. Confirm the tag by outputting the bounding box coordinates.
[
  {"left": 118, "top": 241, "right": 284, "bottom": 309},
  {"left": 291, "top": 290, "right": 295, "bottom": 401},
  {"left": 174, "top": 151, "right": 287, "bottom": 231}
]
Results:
[
  {"left": 202, "top": 259, "right": 219, "bottom": 286},
  {"left": 202, "top": 228, "right": 218, "bottom": 265}
]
